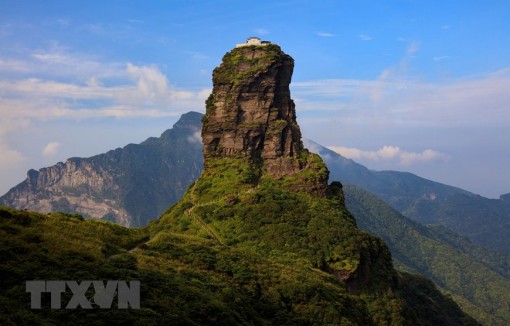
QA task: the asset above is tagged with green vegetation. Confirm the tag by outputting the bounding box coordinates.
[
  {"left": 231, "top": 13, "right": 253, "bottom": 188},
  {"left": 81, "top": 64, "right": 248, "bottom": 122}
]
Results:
[
  {"left": 0, "top": 155, "right": 478, "bottom": 324},
  {"left": 344, "top": 185, "right": 510, "bottom": 325},
  {"left": 213, "top": 44, "right": 286, "bottom": 86},
  {"left": 192, "top": 157, "right": 260, "bottom": 203},
  {"left": 401, "top": 192, "right": 510, "bottom": 254},
  {"left": 150, "top": 157, "right": 477, "bottom": 325},
  {"left": 204, "top": 93, "right": 215, "bottom": 117}
]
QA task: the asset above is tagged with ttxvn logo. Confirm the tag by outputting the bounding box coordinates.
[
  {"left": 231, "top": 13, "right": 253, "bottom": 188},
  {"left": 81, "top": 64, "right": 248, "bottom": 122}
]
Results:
[{"left": 26, "top": 280, "right": 140, "bottom": 309}]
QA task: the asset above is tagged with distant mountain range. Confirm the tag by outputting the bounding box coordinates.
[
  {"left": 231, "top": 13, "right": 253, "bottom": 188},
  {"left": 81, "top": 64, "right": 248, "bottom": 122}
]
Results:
[{"left": 306, "top": 139, "right": 510, "bottom": 255}]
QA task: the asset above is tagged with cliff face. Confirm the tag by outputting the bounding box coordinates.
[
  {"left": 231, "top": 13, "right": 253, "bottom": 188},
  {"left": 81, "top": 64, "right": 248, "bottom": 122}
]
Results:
[
  {"left": 0, "top": 112, "right": 204, "bottom": 227},
  {"left": 202, "top": 45, "right": 323, "bottom": 185},
  {"left": 2, "top": 159, "right": 129, "bottom": 224}
]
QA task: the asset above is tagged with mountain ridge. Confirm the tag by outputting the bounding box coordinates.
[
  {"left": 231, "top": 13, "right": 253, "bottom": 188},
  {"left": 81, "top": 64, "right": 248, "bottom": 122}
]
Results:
[
  {"left": 0, "top": 111, "right": 204, "bottom": 227},
  {"left": 304, "top": 139, "right": 474, "bottom": 202}
]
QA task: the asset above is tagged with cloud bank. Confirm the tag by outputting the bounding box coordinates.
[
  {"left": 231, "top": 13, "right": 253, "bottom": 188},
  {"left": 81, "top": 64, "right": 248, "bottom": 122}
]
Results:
[
  {"left": 0, "top": 49, "right": 209, "bottom": 123},
  {"left": 328, "top": 145, "right": 450, "bottom": 166},
  {"left": 292, "top": 67, "right": 510, "bottom": 128}
]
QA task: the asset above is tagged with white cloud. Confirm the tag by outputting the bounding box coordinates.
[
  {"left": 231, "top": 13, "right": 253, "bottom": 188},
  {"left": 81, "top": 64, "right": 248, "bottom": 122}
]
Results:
[
  {"left": 317, "top": 32, "right": 335, "bottom": 37},
  {"left": 126, "top": 63, "right": 188, "bottom": 102},
  {"left": 191, "top": 52, "right": 209, "bottom": 60},
  {"left": 42, "top": 142, "right": 60, "bottom": 157},
  {"left": 327, "top": 145, "right": 450, "bottom": 166},
  {"left": 187, "top": 130, "right": 202, "bottom": 144},
  {"left": 55, "top": 18, "right": 71, "bottom": 26},
  {"left": 82, "top": 23, "right": 106, "bottom": 35},
  {"left": 0, "top": 57, "right": 34, "bottom": 73},
  {"left": 433, "top": 56, "right": 449, "bottom": 61},
  {"left": 358, "top": 34, "right": 372, "bottom": 41},
  {"left": 0, "top": 50, "right": 210, "bottom": 194},
  {"left": 0, "top": 48, "right": 212, "bottom": 195},
  {"left": 13, "top": 46, "right": 125, "bottom": 80},
  {"left": 0, "top": 139, "right": 25, "bottom": 196},
  {"left": 295, "top": 69, "right": 510, "bottom": 129},
  {"left": 399, "top": 149, "right": 450, "bottom": 165},
  {"left": 0, "top": 50, "right": 208, "bottom": 121},
  {"left": 292, "top": 36, "right": 510, "bottom": 130},
  {"left": 198, "top": 89, "right": 212, "bottom": 100},
  {"left": 406, "top": 41, "right": 420, "bottom": 55},
  {"left": 254, "top": 28, "right": 268, "bottom": 35}
]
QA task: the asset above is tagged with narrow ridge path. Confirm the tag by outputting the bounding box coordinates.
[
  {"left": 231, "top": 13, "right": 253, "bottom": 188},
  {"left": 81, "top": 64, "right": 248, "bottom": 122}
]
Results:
[{"left": 185, "top": 206, "right": 223, "bottom": 245}]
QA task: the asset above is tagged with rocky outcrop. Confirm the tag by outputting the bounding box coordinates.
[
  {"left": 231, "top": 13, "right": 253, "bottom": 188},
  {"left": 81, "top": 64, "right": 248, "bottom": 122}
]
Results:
[
  {"left": 2, "top": 159, "right": 129, "bottom": 224},
  {"left": 154, "top": 43, "right": 480, "bottom": 324},
  {"left": 0, "top": 112, "right": 204, "bottom": 227},
  {"left": 202, "top": 44, "right": 323, "bottom": 184}
]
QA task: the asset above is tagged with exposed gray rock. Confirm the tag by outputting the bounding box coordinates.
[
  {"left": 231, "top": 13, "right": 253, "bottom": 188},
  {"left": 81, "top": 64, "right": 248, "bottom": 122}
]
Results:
[{"left": 0, "top": 112, "right": 204, "bottom": 226}]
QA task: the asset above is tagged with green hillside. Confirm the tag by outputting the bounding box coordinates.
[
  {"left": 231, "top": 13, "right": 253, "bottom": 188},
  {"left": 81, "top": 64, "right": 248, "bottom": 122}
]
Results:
[
  {"left": 344, "top": 185, "right": 510, "bottom": 325},
  {"left": 401, "top": 192, "right": 510, "bottom": 254},
  {"left": 0, "top": 173, "right": 477, "bottom": 325}
]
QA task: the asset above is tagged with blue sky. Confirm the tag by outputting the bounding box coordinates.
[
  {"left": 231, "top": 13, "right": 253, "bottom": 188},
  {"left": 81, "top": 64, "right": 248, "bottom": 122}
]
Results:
[{"left": 1, "top": 0, "right": 509, "bottom": 198}]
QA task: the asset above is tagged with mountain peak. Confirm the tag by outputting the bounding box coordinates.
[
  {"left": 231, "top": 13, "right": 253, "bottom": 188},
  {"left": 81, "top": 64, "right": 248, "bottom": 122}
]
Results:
[
  {"left": 172, "top": 111, "right": 203, "bottom": 130},
  {"left": 201, "top": 44, "right": 328, "bottom": 193}
]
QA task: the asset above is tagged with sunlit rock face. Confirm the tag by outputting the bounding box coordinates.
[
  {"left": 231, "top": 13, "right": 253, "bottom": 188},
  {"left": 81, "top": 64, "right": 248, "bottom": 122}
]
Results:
[{"left": 201, "top": 44, "right": 311, "bottom": 179}]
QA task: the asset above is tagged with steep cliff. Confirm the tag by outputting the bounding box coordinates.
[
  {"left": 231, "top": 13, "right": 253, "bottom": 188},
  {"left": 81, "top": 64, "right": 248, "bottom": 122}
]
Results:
[
  {"left": 151, "top": 43, "right": 477, "bottom": 324},
  {"left": 202, "top": 44, "right": 328, "bottom": 195},
  {"left": 0, "top": 112, "right": 203, "bottom": 227}
]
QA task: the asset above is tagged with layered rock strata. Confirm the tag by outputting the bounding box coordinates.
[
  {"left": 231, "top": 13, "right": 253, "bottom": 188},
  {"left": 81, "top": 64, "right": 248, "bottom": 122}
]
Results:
[{"left": 201, "top": 44, "right": 321, "bottom": 182}]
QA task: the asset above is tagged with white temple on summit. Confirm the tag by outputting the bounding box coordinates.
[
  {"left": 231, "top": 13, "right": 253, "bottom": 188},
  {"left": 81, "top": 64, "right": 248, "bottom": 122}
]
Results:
[{"left": 236, "top": 37, "right": 271, "bottom": 48}]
